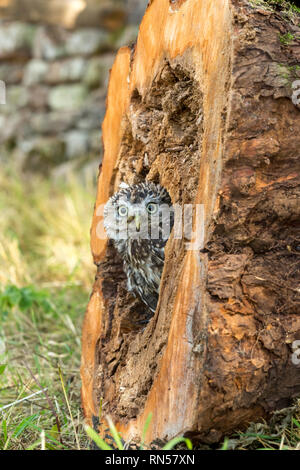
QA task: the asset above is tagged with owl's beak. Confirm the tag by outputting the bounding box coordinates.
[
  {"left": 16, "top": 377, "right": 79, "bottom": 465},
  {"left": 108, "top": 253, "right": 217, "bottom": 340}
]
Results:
[{"left": 135, "top": 214, "right": 141, "bottom": 232}]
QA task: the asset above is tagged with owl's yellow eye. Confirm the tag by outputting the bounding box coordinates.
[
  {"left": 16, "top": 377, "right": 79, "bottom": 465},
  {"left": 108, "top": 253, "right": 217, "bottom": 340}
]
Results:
[
  {"left": 118, "top": 205, "right": 128, "bottom": 217},
  {"left": 147, "top": 202, "right": 158, "bottom": 214}
]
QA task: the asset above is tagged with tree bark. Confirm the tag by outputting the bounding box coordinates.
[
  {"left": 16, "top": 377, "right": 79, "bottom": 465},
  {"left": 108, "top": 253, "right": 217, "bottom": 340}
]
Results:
[{"left": 81, "top": 0, "right": 300, "bottom": 444}]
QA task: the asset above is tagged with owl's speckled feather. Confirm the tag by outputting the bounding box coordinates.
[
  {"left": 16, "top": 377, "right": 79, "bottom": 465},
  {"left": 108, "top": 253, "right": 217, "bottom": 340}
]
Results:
[{"left": 104, "top": 182, "right": 173, "bottom": 313}]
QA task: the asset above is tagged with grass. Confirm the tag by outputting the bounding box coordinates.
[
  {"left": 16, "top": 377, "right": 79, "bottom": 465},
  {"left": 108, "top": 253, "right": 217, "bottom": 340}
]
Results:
[
  {"left": 0, "top": 165, "right": 95, "bottom": 450},
  {"left": 0, "top": 165, "right": 95, "bottom": 289},
  {"left": 0, "top": 285, "right": 90, "bottom": 450},
  {"left": 250, "top": 0, "right": 300, "bottom": 21},
  {"left": 0, "top": 164, "right": 299, "bottom": 450},
  {"left": 221, "top": 405, "right": 300, "bottom": 450}
]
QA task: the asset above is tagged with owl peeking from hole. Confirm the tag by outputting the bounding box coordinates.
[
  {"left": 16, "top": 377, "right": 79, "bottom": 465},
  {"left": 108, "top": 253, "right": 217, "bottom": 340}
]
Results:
[{"left": 103, "top": 182, "right": 174, "bottom": 313}]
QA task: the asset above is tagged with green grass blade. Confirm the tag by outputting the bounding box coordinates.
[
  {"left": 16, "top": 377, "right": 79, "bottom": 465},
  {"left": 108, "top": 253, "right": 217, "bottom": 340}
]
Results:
[
  {"left": 2, "top": 419, "right": 8, "bottom": 443},
  {"left": 140, "top": 412, "right": 153, "bottom": 450},
  {"left": 162, "top": 437, "right": 193, "bottom": 450},
  {"left": 26, "top": 439, "right": 43, "bottom": 450},
  {"left": 106, "top": 415, "right": 124, "bottom": 450},
  {"left": 85, "top": 425, "right": 113, "bottom": 450},
  {"left": 292, "top": 417, "right": 300, "bottom": 429},
  {"left": 12, "top": 413, "right": 40, "bottom": 438},
  {"left": 220, "top": 438, "right": 229, "bottom": 450}
]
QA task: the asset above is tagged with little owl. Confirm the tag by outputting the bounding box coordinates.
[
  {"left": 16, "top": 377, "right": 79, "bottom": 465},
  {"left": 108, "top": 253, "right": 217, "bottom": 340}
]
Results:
[{"left": 104, "top": 182, "right": 173, "bottom": 313}]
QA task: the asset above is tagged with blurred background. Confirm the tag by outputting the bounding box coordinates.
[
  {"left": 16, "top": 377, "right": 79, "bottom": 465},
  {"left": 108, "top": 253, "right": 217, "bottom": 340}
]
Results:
[
  {"left": 0, "top": 0, "right": 147, "bottom": 175},
  {"left": 0, "top": 0, "right": 148, "bottom": 450}
]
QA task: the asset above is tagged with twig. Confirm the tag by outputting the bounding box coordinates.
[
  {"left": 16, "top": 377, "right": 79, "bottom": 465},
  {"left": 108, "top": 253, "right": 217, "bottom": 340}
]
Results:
[
  {"left": 0, "top": 388, "right": 47, "bottom": 412},
  {"left": 41, "top": 430, "right": 46, "bottom": 450},
  {"left": 254, "top": 276, "right": 300, "bottom": 293}
]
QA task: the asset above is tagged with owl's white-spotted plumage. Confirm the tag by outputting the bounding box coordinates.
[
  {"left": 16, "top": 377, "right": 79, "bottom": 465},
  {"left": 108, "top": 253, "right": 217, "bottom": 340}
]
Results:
[{"left": 104, "top": 182, "right": 173, "bottom": 313}]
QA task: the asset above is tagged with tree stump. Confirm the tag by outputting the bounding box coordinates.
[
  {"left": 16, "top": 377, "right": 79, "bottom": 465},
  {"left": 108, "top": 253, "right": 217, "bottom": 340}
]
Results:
[{"left": 81, "top": 0, "right": 300, "bottom": 444}]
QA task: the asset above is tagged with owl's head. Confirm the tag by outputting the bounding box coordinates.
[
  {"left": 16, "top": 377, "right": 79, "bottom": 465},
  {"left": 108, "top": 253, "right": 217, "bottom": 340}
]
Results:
[{"left": 104, "top": 182, "right": 173, "bottom": 242}]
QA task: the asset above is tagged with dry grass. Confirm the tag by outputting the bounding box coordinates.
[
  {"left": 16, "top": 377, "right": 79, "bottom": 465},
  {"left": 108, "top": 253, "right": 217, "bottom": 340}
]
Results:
[
  {"left": 0, "top": 165, "right": 96, "bottom": 450},
  {"left": 0, "top": 165, "right": 96, "bottom": 289}
]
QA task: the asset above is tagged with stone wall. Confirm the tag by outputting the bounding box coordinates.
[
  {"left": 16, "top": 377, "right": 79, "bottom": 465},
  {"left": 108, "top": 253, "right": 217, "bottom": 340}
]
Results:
[{"left": 0, "top": 0, "right": 148, "bottom": 174}]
